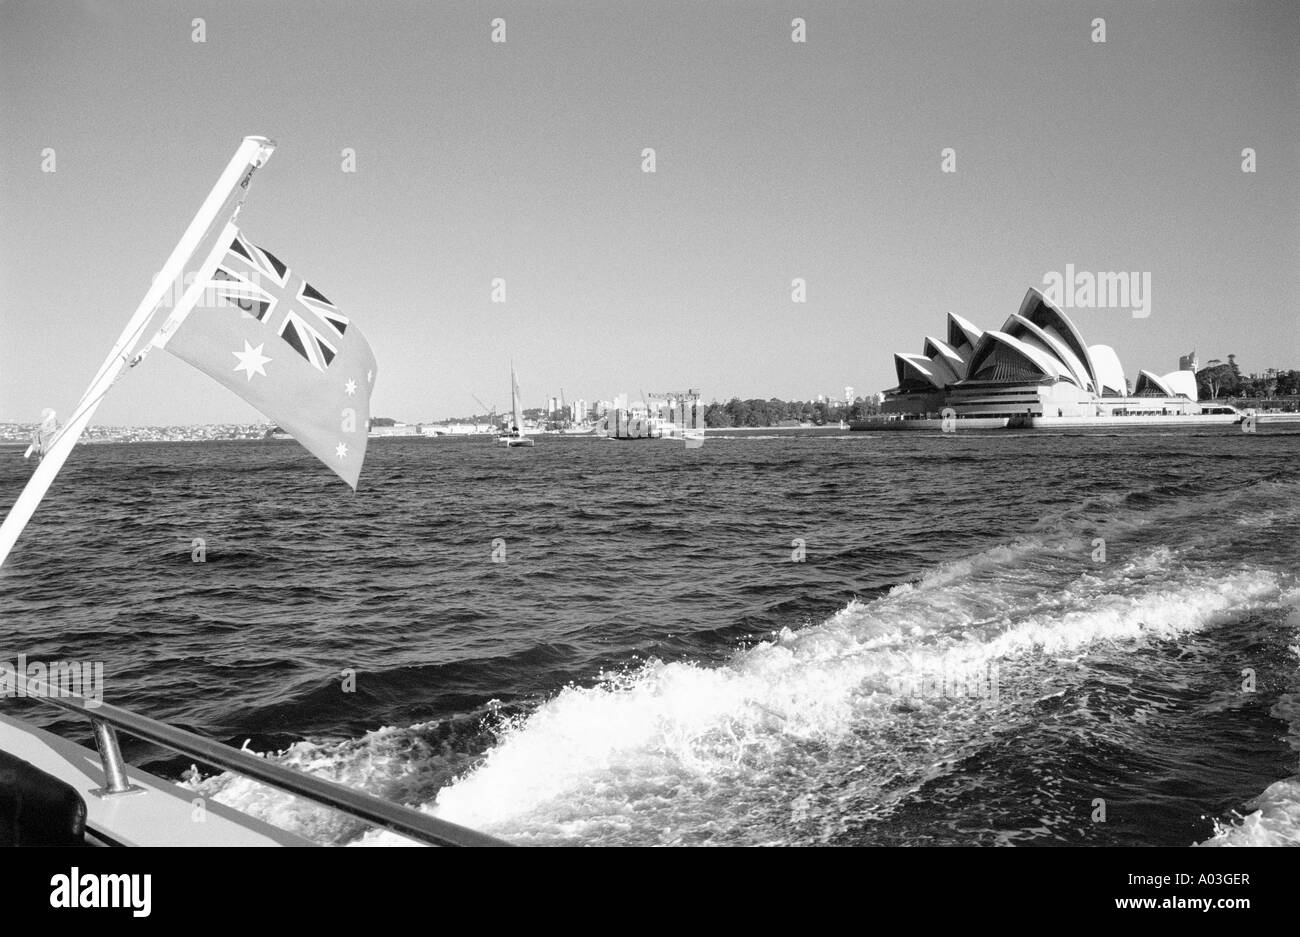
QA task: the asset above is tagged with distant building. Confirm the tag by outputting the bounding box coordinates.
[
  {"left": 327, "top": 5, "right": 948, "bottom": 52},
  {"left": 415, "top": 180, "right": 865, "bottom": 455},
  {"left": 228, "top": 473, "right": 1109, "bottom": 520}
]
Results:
[
  {"left": 368, "top": 422, "right": 422, "bottom": 438},
  {"left": 572, "top": 397, "right": 587, "bottom": 421},
  {"left": 421, "top": 423, "right": 491, "bottom": 436},
  {"left": 547, "top": 396, "right": 560, "bottom": 416},
  {"left": 1179, "top": 351, "right": 1198, "bottom": 373},
  {"left": 844, "top": 386, "right": 854, "bottom": 404}
]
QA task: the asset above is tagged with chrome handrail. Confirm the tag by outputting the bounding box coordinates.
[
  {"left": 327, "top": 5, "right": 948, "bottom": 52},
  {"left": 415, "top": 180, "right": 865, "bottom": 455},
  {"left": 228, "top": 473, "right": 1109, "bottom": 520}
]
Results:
[{"left": 8, "top": 673, "right": 510, "bottom": 847}]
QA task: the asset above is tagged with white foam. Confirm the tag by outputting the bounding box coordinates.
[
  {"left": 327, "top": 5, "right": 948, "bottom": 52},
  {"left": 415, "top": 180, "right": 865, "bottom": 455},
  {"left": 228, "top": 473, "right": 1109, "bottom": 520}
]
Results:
[
  {"left": 182, "top": 726, "right": 438, "bottom": 846},
  {"left": 191, "top": 546, "right": 1294, "bottom": 846},
  {"left": 1198, "top": 778, "right": 1300, "bottom": 847},
  {"left": 423, "top": 558, "right": 1282, "bottom": 837}
]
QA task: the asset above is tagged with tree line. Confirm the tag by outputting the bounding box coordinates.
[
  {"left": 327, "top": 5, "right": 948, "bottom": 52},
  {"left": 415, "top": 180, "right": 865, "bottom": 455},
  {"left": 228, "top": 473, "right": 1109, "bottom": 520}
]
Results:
[
  {"left": 702, "top": 397, "right": 881, "bottom": 428},
  {"left": 1197, "top": 357, "right": 1300, "bottom": 400}
]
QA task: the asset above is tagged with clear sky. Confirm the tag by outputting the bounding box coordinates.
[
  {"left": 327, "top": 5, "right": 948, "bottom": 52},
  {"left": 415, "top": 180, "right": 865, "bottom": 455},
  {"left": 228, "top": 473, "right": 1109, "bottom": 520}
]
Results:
[{"left": 2, "top": 0, "right": 1297, "bottom": 424}]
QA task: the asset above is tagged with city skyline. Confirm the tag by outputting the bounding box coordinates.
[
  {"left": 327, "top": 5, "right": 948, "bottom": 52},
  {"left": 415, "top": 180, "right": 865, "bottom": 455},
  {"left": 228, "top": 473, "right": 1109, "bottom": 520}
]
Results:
[{"left": 2, "top": 1, "right": 1297, "bottom": 426}]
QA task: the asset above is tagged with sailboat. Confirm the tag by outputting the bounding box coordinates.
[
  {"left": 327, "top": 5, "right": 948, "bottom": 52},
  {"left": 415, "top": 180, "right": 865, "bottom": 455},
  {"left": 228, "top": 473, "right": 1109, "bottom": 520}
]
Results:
[{"left": 498, "top": 363, "right": 535, "bottom": 447}]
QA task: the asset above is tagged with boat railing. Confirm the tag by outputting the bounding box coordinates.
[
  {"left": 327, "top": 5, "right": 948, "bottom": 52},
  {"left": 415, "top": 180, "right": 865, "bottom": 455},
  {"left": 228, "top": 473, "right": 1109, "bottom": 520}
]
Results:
[{"left": 7, "top": 671, "right": 510, "bottom": 847}]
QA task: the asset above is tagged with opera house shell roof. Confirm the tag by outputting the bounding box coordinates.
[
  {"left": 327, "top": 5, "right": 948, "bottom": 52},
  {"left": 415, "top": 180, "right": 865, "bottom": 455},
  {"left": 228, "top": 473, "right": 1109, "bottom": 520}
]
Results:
[{"left": 887, "top": 288, "right": 1200, "bottom": 419}]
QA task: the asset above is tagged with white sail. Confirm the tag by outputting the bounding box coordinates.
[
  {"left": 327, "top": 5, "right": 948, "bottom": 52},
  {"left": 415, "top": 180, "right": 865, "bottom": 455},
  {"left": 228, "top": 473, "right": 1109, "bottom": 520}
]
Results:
[{"left": 511, "top": 364, "right": 524, "bottom": 433}]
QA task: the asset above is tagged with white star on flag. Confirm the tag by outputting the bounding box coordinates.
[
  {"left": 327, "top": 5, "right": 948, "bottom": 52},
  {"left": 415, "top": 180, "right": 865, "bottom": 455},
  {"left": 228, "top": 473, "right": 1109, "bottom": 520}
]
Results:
[
  {"left": 335, "top": 442, "right": 348, "bottom": 459},
  {"left": 344, "top": 379, "right": 357, "bottom": 396},
  {"left": 232, "top": 341, "right": 271, "bottom": 381}
]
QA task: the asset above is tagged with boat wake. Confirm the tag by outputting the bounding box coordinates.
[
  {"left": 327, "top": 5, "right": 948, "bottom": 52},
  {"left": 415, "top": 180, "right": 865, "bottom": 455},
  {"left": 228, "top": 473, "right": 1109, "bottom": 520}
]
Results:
[
  {"left": 184, "top": 508, "right": 1300, "bottom": 844},
  {"left": 401, "top": 556, "right": 1289, "bottom": 845}
]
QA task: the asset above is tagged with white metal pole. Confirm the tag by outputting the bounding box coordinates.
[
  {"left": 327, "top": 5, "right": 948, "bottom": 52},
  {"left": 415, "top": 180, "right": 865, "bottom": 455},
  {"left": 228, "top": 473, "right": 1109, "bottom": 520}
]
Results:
[
  {"left": 0, "top": 136, "right": 277, "bottom": 569},
  {"left": 148, "top": 218, "right": 240, "bottom": 351}
]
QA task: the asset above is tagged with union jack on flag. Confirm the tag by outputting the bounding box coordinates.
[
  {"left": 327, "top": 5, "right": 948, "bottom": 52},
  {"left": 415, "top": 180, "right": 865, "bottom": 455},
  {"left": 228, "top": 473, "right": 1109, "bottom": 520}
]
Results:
[
  {"left": 210, "top": 231, "right": 350, "bottom": 372},
  {"left": 164, "top": 228, "right": 378, "bottom": 489}
]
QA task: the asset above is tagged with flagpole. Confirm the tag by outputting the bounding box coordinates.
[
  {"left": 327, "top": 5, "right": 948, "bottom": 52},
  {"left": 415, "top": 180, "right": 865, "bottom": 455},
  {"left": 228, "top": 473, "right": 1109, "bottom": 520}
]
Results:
[
  {"left": 0, "top": 136, "right": 277, "bottom": 570},
  {"left": 148, "top": 218, "right": 240, "bottom": 350}
]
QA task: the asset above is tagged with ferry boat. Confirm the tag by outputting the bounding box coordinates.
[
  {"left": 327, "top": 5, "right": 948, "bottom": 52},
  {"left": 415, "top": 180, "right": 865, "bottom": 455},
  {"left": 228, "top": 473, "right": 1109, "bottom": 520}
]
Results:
[
  {"left": 853, "top": 407, "right": 1249, "bottom": 432},
  {"left": 850, "top": 405, "right": 1300, "bottom": 432},
  {"left": 600, "top": 395, "right": 705, "bottom": 444}
]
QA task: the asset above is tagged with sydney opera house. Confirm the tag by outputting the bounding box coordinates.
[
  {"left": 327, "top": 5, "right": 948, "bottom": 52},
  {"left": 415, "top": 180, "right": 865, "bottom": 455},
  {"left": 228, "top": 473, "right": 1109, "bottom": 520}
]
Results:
[{"left": 880, "top": 287, "right": 1238, "bottom": 428}]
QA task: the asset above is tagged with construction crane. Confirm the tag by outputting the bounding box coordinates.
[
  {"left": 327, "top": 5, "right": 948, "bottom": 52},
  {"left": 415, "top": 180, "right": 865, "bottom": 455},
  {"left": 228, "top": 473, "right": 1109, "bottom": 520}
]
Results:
[{"left": 471, "top": 394, "right": 499, "bottom": 429}]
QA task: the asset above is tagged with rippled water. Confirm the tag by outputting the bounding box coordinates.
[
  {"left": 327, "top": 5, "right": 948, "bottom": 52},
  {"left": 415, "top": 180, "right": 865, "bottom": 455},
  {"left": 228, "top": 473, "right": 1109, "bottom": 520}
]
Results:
[{"left": 2, "top": 427, "right": 1298, "bottom": 846}]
